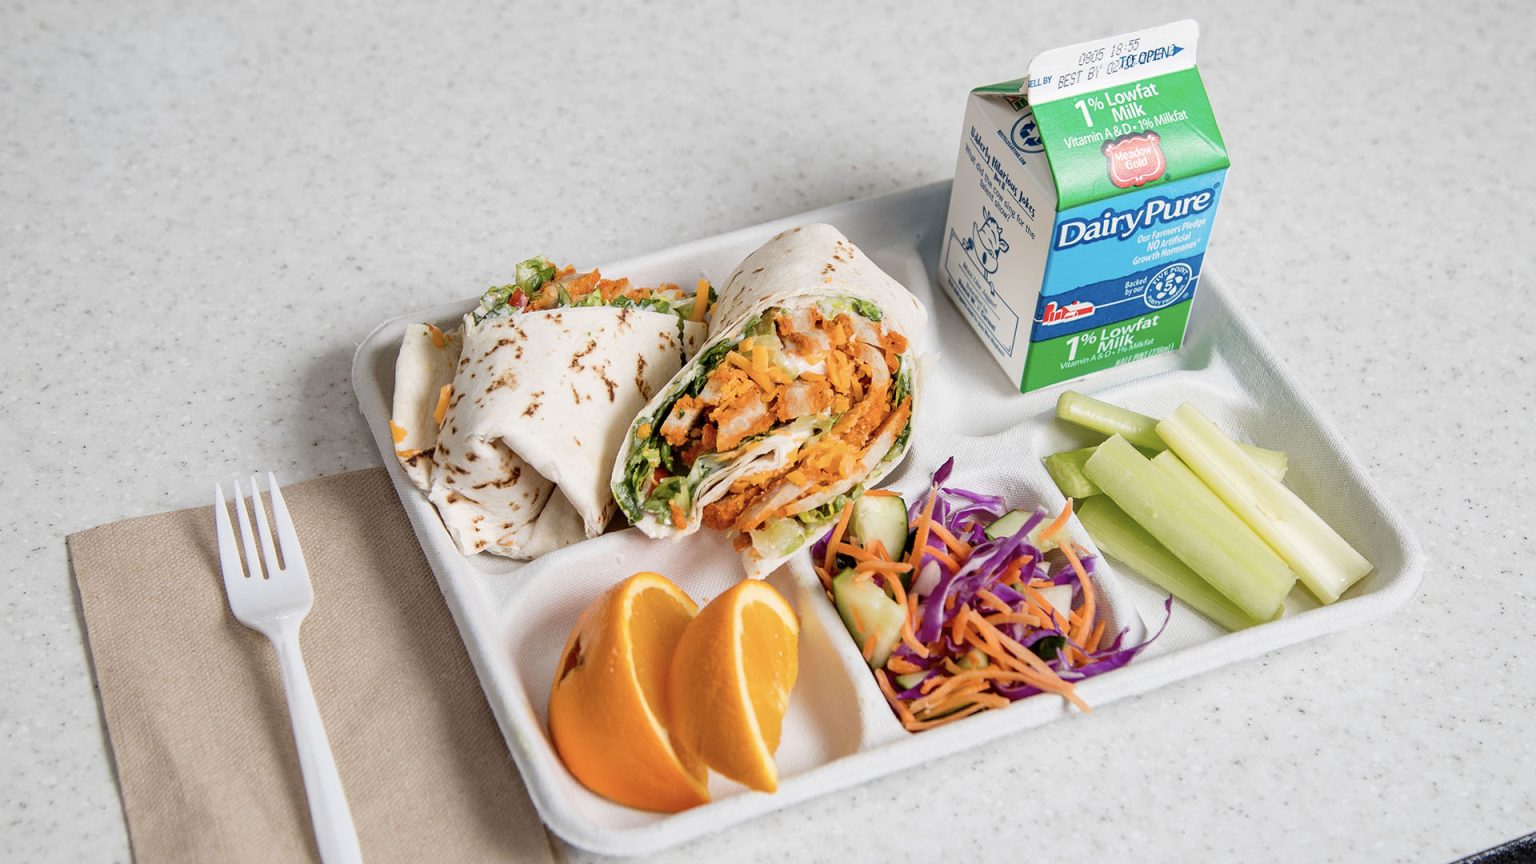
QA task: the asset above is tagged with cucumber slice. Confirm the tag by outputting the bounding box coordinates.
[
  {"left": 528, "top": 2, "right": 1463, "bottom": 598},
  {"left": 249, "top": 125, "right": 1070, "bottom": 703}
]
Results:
[
  {"left": 893, "top": 671, "right": 927, "bottom": 690},
  {"left": 956, "top": 647, "right": 989, "bottom": 671},
  {"left": 831, "top": 569, "right": 906, "bottom": 669},
  {"left": 846, "top": 494, "right": 909, "bottom": 560},
  {"left": 983, "top": 508, "right": 1034, "bottom": 540}
]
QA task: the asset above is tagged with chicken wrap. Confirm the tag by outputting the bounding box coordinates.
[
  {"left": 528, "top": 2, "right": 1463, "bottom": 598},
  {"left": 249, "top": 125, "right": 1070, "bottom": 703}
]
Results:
[
  {"left": 392, "top": 258, "right": 710, "bottom": 558},
  {"left": 612, "top": 224, "right": 928, "bottom": 577}
]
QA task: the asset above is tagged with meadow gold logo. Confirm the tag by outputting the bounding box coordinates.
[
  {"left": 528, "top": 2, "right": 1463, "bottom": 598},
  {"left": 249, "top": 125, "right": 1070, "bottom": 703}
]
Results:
[{"left": 1102, "top": 132, "right": 1167, "bottom": 188}]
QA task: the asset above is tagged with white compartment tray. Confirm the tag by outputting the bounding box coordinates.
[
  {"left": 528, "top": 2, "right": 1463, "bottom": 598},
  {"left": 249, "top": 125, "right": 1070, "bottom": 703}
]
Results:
[{"left": 351, "top": 181, "right": 1423, "bottom": 856}]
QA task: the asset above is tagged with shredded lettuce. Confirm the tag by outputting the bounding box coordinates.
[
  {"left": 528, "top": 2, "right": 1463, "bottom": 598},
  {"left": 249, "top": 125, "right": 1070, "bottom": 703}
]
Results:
[
  {"left": 615, "top": 323, "right": 757, "bottom": 523},
  {"left": 474, "top": 256, "right": 558, "bottom": 322}
]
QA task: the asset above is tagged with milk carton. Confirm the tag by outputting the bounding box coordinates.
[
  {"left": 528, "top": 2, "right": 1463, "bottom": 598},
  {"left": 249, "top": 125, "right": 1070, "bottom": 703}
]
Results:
[{"left": 939, "top": 20, "right": 1230, "bottom": 392}]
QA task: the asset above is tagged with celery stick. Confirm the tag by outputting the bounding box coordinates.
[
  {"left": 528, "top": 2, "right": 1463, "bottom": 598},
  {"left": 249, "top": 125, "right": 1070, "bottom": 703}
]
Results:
[
  {"left": 1046, "top": 440, "right": 1286, "bottom": 500},
  {"left": 1054, "top": 391, "right": 1288, "bottom": 479},
  {"left": 1078, "top": 496, "right": 1268, "bottom": 631},
  {"left": 1056, "top": 391, "right": 1163, "bottom": 449},
  {"left": 1151, "top": 450, "right": 1227, "bottom": 508},
  {"left": 1042, "top": 447, "right": 1102, "bottom": 499},
  {"left": 1240, "top": 442, "right": 1288, "bottom": 481},
  {"left": 1157, "top": 403, "right": 1373, "bottom": 604},
  {"left": 1083, "top": 435, "right": 1294, "bottom": 620}
]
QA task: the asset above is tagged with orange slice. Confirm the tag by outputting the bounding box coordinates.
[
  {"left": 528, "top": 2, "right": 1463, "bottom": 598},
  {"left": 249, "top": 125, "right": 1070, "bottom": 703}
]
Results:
[
  {"left": 547, "top": 572, "right": 710, "bottom": 812},
  {"left": 667, "top": 580, "right": 800, "bottom": 793}
]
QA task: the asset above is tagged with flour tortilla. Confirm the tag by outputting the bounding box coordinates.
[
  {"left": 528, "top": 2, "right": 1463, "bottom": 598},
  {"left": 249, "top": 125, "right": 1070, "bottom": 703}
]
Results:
[
  {"left": 395, "top": 305, "right": 704, "bottom": 559},
  {"left": 708, "top": 223, "right": 927, "bottom": 343},
  {"left": 390, "top": 324, "right": 463, "bottom": 489}
]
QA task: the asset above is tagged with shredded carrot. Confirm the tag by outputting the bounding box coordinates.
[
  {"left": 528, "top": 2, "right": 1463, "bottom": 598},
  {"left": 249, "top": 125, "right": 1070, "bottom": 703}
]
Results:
[
  {"left": 389, "top": 420, "right": 407, "bottom": 443},
  {"left": 975, "top": 589, "right": 1012, "bottom": 616},
  {"left": 691, "top": 279, "right": 710, "bottom": 321},
  {"left": 1038, "top": 500, "right": 1074, "bottom": 543},
  {"left": 983, "top": 612, "right": 1046, "bottom": 629},
  {"left": 866, "top": 539, "right": 893, "bottom": 562},
  {"left": 949, "top": 605, "right": 971, "bottom": 645},
  {"left": 862, "top": 489, "right": 901, "bottom": 497},
  {"left": 862, "top": 633, "right": 877, "bottom": 661},
  {"left": 875, "top": 669, "right": 919, "bottom": 727},
  {"left": 824, "top": 502, "right": 854, "bottom": 577},
  {"left": 907, "top": 487, "right": 939, "bottom": 569},
  {"left": 927, "top": 521, "right": 973, "bottom": 557},
  {"left": 813, "top": 563, "right": 832, "bottom": 593},
  {"left": 885, "top": 655, "right": 922, "bottom": 676},
  {"left": 1087, "top": 617, "right": 1106, "bottom": 653},
  {"left": 854, "top": 558, "right": 913, "bottom": 575},
  {"left": 969, "top": 615, "right": 1090, "bottom": 712},
  {"left": 928, "top": 548, "right": 963, "bottom": 573},
  {"left": 835, "top": 542, "right": 876, "bottom": 562},
  {"left": 1059, "top": 539, "right": 1096, "bottom": 647},
  {"left": 433, "top": 384, "right": 451, "bottom": 427},
  {"left": 903, "top": 702, "right": 990, "bottom": 731},
  {"left": 900, "top": 594, "right": 929, "bottom": 658},
  {"left": 991, "top": 557, "right": 1028, "bottom": 589},
  {"left": 1018, "top": 582, "right": 1063, "bottom": 630}
]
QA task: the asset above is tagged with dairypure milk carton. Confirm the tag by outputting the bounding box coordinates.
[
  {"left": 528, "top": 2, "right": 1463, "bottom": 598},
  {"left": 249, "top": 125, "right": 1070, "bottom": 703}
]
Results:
[{"left": 939, "top": 20, "right": 1230, "bottom": 392}]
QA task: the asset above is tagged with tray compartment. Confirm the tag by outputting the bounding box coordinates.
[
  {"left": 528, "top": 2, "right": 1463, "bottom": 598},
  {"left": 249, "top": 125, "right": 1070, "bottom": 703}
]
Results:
[{"left": 496, "top": 526, "right": 881, "bottom": 829}]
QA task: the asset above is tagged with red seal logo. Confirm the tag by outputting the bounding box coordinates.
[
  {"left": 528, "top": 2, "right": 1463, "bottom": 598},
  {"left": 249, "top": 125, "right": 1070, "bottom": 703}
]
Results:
[{"left": 1102, "top": 132, "right": 1166, "bottom": 188}]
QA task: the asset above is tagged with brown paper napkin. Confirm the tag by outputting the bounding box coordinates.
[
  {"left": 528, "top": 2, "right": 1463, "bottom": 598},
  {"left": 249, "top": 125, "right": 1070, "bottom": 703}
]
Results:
[{"left": 67, "top": 468, "right": 556, "bottom": 864}]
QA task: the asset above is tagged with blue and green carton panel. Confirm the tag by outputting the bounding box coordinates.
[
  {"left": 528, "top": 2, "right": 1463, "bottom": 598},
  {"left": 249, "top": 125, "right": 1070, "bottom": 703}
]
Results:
[{"left": 939, "top": 19, "right": 1230, "bottom": 392}]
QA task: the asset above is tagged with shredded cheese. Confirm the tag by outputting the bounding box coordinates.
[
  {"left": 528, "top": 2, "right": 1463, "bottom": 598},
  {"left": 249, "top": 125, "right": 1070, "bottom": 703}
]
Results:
[{"left": 433, "top": 384, "right": 452, "bottom": 427}]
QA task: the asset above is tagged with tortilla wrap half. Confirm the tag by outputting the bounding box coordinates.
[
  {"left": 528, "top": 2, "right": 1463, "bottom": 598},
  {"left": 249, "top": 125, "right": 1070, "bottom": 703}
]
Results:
[
  {"left": 394, "top": 305, "right": 704, "bottom": 558},
  {"left": 612, "top": 224, "right": 928, "bottom": 578}
]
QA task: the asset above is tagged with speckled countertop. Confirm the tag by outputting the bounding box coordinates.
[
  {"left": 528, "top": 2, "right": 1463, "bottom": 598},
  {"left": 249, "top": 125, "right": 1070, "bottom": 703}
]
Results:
[{"left": 3, "top": 0, "right": 1532, "bottom": 861}]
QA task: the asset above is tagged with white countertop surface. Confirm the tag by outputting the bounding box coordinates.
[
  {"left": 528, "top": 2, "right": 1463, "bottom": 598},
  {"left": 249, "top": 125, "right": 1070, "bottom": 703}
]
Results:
[{"left": 4, "top": 0, "right": 1532, "bottom": 861}]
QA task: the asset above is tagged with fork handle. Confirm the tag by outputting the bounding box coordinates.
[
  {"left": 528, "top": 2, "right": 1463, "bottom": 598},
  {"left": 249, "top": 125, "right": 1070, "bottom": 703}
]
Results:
[{"left": 272, "top": 626, "right": 364, "bottom": 864}]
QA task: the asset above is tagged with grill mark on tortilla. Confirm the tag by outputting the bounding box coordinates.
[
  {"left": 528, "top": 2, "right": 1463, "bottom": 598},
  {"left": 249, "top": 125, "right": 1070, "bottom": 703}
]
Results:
[
  {"left": 472, "top": 465, "right": 521, "bottom": 490},
  {"left": 617, "top": 307, "right": 633, "bottom": 332},
  {"left": 569, "top": 338, "right": 598, "bottom": 370},
  {"left": 515, "top": 344, "right": 523, "bottom": 359},
  {"left": 569, "top": 383, "right": 585, "bottom": 404},
  {"left": 634, "top": 356, "right": 652, "bottom": 400},
  {"left": 752, "top": 267, "right": 764, "bottom": 274},
  {"left": 465, "top": 451, "right": 478, "bottom": 462},
  {"left": 522, "top": 390, "right": 544, "bottom": 417},
  {"left": 445, "top": 492, "right": 462, "bottom": 504},
  {"left": 487, "top": 369, "right": 518, "bottom": 392},
  {"left": 572, "top": 436, "right": 581, "bottom": 447},
  {"left": 481, "top": 337, "right": 519, "bottom": 360}
]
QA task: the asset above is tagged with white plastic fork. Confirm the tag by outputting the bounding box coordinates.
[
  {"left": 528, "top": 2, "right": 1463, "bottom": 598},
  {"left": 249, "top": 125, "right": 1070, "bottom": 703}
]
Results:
[{"left": 214, "top": 473, "right": 363, "bottom": 864}]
